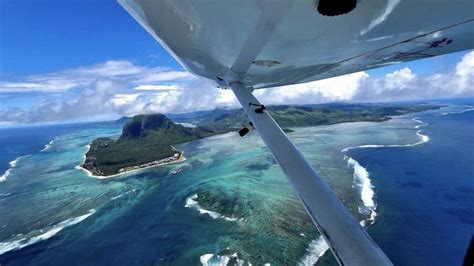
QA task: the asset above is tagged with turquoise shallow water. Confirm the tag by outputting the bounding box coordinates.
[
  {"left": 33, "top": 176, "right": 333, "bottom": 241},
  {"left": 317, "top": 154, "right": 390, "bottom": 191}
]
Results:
[{"left": 0, "top": 103, "right": 472, "bottom": 265}]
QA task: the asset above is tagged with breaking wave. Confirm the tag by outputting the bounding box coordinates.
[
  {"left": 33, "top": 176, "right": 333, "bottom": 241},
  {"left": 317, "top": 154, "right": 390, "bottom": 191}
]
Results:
[
  {"left": 438, "top": 107, "right": 474, "bottom": 116},
  {"left": 299, "top": 156, "right": 378, "bottom": 264},
  {"left": 340, "top": 117, "right": 431, "bottom": 226},
  {"left": 110, "top": 189, "right": 137, "bottom": 200},
  {"left": 301, "top": 116, "right": 432, "bottom": 263},
  {"left": 298, "top": 235, "right": 330, "bottom": 265},
  {"left": 342, "top": 117, "right": 430, "bottom": 152},
  {"left": 200, "top": 250, "right": 271, "bottom": 266},
  {"left": 74, "top": 144, "right": 92, "bottom": 175},
  {"left": 346, "top": 156, "right": 377, "bottom": 227},
  {"left": 200, "top": 252, "right": 247, "bottom": 266},
  {"left": 0, "top": 209, "right": 95, "bottom": 255},
  {"left": 40, "top": 137, "right": 60, "bottom": 152},
  {"left": 1, "top": 169, "right": 11, "bottom": 183},
  {"left": 169, "top": 163, "right": 193, "bottom": 175},
  {"left": 0, "top": 155, "right": 29, "bottom": 182},
  {"left": 185, "top": 194, "right": 239, "bottom": 222}
]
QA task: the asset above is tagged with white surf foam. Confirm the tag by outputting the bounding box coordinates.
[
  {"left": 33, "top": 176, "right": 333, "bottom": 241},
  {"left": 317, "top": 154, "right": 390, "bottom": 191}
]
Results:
[
  {"left": 438, "top": 107, "right": 474, "bottom": 116},
  {"left": 300, "top": 116, "right": 434, "bottom": 263},
  {"left": 110, "top": 189, "right": 137, "bottom": 200},
  {"left": 0, "top": 155, "right": 29, "bottom": 182},
  {"left": 185, "top": 194, "right": 239, "bottom": 222},
  {"left": 412, "top": 117, "right": 425, "bottom": 128},
  {"left": 0, "top": 169, "right": 12, "bottom": 182},
  {"left": 342, "top": 117, "right": 430, "bottom": 152},
  {"left": 346, "top": 157, "right": 375, "bottom": 209},
  {"left": 301, "top": 116, "right": 432, "bottom": 263},
  {"left": 200, "top": 252, "right": 248, "bottom": 266},
  {"left": 346, "top": 156, "right": 378, "bottom": 226},
  {"left": 341, "top": 145, "right": 384, "bottom": 152},
  {"left": 75, "top": 144, "right": 92, "bottom": 175},
  {"left": 405, "top": 117, "right": 429, "bottom": 147},
  {"left": 416, "top": 130, "right": 429, "bottom": 144},
  {"left": 298, "top": 156, "right": 377, "bottom": 264},
  {"left": 298, "top": 235, "right": 330, "bottom": 266},
  {"left": 40, "top": 137, "right": 59, "bottom": 152},
  {"left": 0, "top": 209, "right": 95, "bottom": 255},
  {"left": 200, "top": 253, "right": 231, "bottom": 265},
  {"left": 169, "top": 163, "right": 192, "bottom": 175}
]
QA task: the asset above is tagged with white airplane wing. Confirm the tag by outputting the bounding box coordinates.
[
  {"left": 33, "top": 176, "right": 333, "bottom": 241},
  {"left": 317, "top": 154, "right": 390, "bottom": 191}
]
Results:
[
  {"left": 118, "top": 1, "right": 474, "bottom": 265},
  {"left": 118, "top": 0, "right": 473, "bottom": 89}
]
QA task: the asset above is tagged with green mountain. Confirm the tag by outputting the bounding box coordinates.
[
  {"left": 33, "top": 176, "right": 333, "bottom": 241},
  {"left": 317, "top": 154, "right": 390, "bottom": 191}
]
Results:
[
  {"left": 82, "top": 114, "right": 217, "bottom": 176},
  {"left": 186, "top": 103, "right": 442, "bottom": 131},
  {"left": 83, "top": 103, "right": 442, "bottom": 176},
  {"left": 114, "top": 116, "right": 133, "bottom": 125}
]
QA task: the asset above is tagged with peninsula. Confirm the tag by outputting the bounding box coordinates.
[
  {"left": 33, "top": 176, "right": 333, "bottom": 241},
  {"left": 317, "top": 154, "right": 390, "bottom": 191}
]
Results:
[
  {"left": 81, "top": 114, "right": 217, "bottom": 176},
  {"left": 82, "top": 103, "right": 442, "bottom": 176}
]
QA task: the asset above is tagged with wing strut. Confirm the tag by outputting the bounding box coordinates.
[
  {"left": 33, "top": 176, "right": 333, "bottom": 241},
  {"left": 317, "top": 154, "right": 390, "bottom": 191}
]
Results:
[{"left": 230, "top": 81, "right": 392, "bottom": 266}]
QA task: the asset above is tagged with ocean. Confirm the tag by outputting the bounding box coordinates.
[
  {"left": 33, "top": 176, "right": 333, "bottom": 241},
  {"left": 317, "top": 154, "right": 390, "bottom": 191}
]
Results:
[{"left": 0, "top": 100, "right": 472, "bottom": 265}]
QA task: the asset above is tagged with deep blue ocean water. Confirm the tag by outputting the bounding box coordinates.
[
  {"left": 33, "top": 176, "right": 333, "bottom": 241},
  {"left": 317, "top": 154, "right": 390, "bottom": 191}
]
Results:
[
  {"left": 0, "top": 100, "right": 472, "bottom": 265},
  {"left": 355, "top": 109, "right": 474, "bottom": 265}
]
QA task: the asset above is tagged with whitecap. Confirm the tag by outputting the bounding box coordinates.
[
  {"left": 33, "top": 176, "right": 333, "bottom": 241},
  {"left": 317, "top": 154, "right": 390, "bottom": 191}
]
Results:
[
  {"left": 185, "top": 194, "right": 239, "bottom": 222},
  {"left": 341, "top": 117, "right": 430, "bottom": 152},
  {"left": 0, "top": 155, "right": 29, "bottom": 182},
  {"left": 347, "top": 157, "right": 376, "bottom": 210},
  {"left": 200, "top": 252, "right": 247, "bottom": 266},
  {"left": 40, "top": 137, "right": 58, "bottom": 152},
  {"left": 200, "top": 253, "right": 231, "bottom": 266},
  {"left": 303, "top": 116, "right": 431, "bottom": 263},
  {"left": 416, "top": 131, "right": 429, "bottom": 144},
  {"left": 438, "top": 107, "right": 474, "bottom": 116},
  {"left": 412, "top": 117, "right": 426, "bottom": 129},
  {"left": 298, "top": 236, "right": 330, "bottom": 266},
  {"left": 110, "top": 189, "right": 137, "bottom": 200},
  {"left": 0, "top": 169, "right": 12, "bottom": 182},
  {"left": 346, "top": 157, "right": 377, "bottom": 227},
  {"left": 169, "top": 168, "right": 182, "bottom": 175},
  {"left": 169, "top": 163, "right": 192, "bottom": 175},
  {"left": 341, "top": 144, "right": 385, "bottom": 153},
  {"left": 10, "top": 155, "right": 29, "bottom": 168},
  {"left": 0, "top": 209, "right": 95, "bottom": 255}
]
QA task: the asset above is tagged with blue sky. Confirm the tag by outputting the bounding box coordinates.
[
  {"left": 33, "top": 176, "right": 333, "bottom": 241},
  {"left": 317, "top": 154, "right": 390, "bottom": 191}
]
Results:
[
  {"left": 0, "top": 0, "right": 181, "bottom": 78},
  {"left": 0, "top": 0, "right": 473, "bottom": 126}
]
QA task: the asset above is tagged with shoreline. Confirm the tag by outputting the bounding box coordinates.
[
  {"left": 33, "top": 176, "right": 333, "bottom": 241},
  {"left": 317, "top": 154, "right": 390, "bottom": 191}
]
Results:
[
  {"left": 4, "top": 104, "right": 467, "bottom": 263},
  {"left": 76, "top": 145, "right": 186, "bottom": 179},
  {"left": 0, "top": 209, "right": 96, "bottom": 256},
  {"left": 341, "top": 116, "right": 430, "bottom": 152},
  {"left": 301, "top": 104, "right": 473, "bottom": 264},
  {"left": 300, "top": 112, "right": 437, "bottom": 264},
  {"left": 75, "top": 105, "right": 445, "bottom": 180},
  {"left": 0, "top": 155, "right": 30, "bottom": 182}
]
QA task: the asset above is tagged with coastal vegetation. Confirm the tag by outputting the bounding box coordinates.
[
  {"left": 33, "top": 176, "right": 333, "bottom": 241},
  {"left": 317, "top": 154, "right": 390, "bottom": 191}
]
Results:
[
  {"left": 82, "top": 114, "right": 217, "bottom": 176},
  {"left": 179, "top": 103, "right": 442, "bottom": 130},
  {"left": 82, "top": 103, "right": 441, "bottom": 176}
]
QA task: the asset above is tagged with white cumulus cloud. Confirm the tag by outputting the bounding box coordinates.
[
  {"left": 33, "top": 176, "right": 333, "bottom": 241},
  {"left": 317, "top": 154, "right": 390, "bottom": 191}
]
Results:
[
  {"left": 133, "top": 84, "right": 181, "bottom": 91},
  {"left": 1, "top": 51, "right": 473, "bottom": 125},
  {"left": 0, "top": 60, "right": 191, "bottom": 93}
]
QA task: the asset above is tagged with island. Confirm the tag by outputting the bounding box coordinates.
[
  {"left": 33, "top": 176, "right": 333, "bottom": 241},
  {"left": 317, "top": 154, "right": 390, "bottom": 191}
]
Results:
[{"left": 82, "top": 103, "right": 442, "bottom": 177}]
